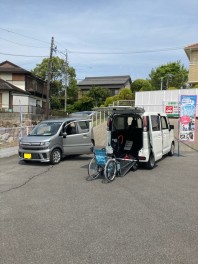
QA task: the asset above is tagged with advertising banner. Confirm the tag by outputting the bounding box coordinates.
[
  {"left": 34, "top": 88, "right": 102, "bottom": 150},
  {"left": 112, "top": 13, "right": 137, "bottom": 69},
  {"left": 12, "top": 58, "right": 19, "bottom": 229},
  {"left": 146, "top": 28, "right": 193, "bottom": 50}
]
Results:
[
  {"left": 179, "top": 95, "right": 197, "bottom": 142},
  {"left": 164, "top": 101, "right": 179, "bottom": 117}
]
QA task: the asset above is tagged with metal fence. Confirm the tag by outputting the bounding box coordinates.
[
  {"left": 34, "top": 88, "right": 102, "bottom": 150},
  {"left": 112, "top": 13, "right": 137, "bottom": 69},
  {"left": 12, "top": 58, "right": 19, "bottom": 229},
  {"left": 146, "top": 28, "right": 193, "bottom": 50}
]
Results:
[{"left": 0, "top": 105, "right": 45, "bottom": 114}]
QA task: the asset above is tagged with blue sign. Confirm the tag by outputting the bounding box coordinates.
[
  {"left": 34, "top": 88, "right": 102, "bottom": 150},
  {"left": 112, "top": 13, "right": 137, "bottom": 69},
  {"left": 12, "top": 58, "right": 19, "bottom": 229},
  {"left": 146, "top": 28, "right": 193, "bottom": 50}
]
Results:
[{"left": 179, "top": 95, "right": 197, "bottom": 142}]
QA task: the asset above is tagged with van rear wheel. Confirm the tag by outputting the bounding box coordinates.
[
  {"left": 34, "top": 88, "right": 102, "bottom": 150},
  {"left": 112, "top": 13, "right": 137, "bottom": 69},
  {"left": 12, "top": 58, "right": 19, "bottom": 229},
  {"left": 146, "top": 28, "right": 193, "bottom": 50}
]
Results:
[
  {"left": 168, "top": 142, "right": 175, "bottom": 156},
  {"left": 145, "top": 153, "right": 155, "bottom": 169},
  {"left": 50, "top": 148, "right": 61, "bottom": 164}
]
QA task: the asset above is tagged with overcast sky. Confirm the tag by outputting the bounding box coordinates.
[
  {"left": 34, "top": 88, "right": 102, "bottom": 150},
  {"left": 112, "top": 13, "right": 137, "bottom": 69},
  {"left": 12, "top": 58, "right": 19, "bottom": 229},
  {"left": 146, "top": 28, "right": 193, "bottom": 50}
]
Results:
[{"left": 0, "top": 0, "right": 197, "bottom": 82}]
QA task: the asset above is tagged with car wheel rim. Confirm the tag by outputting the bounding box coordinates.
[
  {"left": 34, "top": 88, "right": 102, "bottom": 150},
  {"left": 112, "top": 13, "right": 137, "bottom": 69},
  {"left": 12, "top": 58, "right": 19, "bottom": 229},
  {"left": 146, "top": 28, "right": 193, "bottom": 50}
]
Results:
[{"left": 53, "top": 151, "right": 60, "bottom": 163}]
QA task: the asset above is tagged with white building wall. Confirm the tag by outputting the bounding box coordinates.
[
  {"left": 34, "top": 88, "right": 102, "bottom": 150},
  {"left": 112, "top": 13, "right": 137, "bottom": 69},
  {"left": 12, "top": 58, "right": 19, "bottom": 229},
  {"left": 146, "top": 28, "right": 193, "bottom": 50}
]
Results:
[
  {"left": 135, "top": 89, "right": 198, "bottom": 116},
  {"left": 10, "top": 81, "right": 25, "bottom": 90},
  {"left": 2, "top": 92, "right": 9, "bottom": 108},
  {"left": 0, "top": 73, "right": 12, "bottom": 81}
]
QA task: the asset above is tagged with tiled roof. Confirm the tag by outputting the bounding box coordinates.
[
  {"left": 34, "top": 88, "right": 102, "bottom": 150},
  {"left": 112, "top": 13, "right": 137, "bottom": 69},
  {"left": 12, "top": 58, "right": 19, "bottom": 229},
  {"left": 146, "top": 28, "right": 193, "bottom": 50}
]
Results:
[
  {"left": 0, "top": 78, "right": 30, "bottom": 94},
  {"left": 185, "top": 43, "right": 198, "bottom": 49},
  {"left": 184, "top": 43, "right": 198, "bottom": 60},
  {"left": 78, "top": 75, "right": 132, "bottom": 86},
  {"left": 0, "top": 60, "right": 30, "bottom": 74}
]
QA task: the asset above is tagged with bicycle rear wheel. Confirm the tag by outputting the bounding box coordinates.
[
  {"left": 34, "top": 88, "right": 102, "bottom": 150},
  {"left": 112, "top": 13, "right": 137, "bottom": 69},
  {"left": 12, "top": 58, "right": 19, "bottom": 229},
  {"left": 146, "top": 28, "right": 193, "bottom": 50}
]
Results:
[
  {"left": 104, "top": 159, "right": 117, "bottom": 182},
  {"left": 88, "top": 157, "right": 101, "bottom": 179}
]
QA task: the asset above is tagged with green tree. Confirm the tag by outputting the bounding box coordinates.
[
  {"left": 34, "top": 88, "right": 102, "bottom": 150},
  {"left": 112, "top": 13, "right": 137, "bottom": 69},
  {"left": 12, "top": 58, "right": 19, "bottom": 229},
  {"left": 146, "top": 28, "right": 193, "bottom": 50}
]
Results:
[
  {"left": 131, "top": 79, "right": 152, "bottom": 93},
  {"left": 118, "top": 88, "right": 133, "bottom": 100},
  {"left": 31, "top": 56, "right": 78, "bottom": 105},
  {"left": 87, "top": 87, "right": 110, "bottom": 107},
  {"left": 104, "top": 96, "right": 119, "bottom": 107},
  {"left": 149, "top": 61, "right": 188, "bottom": 90},
  {"left": 72, "top": 96, "right": 94, "bottom": 111}
]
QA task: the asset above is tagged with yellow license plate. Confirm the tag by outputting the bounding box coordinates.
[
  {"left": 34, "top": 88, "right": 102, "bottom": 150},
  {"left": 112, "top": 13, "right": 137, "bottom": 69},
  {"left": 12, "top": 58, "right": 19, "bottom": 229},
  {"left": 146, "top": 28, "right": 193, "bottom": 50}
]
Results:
[{"left": 24, "top": 153, "right": 32, "bottom": 159}]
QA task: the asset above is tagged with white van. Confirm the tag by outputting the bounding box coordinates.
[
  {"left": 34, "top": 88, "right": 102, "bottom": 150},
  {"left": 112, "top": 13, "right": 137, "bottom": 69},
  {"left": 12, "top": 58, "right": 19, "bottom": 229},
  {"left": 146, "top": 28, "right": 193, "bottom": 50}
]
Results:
[
  {"left": 106, "top": 107, "right": 175, "bottom": 169},
  {"left": 19, "top": 117, "right": 94, "bottom": 164}
]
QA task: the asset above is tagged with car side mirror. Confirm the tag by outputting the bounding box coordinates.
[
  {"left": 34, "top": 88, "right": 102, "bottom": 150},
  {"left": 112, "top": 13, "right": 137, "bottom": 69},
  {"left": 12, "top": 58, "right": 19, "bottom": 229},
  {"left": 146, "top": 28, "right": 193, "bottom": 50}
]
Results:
[{"left": 169, "top": 124, "right": 174, "bottom": 131}]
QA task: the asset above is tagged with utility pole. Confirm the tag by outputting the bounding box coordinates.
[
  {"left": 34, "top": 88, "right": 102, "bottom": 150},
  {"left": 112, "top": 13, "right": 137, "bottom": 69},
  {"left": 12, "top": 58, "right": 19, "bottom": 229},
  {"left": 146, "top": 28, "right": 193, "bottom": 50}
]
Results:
[
  {"left": 160, "top": 77, "right": 163, "bottom": 91},
  {"left": 46, "top": 36, "right": 54, "bottom": 119},
  {"left": 64, "top": 50, "right": 68, "bottom": 114}
]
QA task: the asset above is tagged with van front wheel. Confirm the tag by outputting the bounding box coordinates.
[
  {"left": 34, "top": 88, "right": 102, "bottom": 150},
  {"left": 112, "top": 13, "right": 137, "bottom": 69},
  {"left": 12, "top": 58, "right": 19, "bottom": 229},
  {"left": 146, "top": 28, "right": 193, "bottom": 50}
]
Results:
[
  {"left": 50, "top": 148, "right": 61, "bottom": 165},
  {"left": 145, "top": 153, "right": 155, "bottom": 170}
]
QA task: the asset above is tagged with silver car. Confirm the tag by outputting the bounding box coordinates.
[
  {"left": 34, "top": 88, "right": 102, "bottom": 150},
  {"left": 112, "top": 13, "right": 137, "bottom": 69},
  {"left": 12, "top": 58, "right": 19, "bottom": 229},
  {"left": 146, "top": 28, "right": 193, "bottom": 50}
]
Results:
[{"left": 18, "top": 117, "right": 94, "bottom": 164}]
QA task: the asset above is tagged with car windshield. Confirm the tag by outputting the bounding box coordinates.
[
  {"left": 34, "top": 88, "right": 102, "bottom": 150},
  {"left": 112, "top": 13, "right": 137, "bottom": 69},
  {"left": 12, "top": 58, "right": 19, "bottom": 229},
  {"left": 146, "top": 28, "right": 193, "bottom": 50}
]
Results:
[{"left": 30, "top": 122, "right": 62, "bottom": 136}]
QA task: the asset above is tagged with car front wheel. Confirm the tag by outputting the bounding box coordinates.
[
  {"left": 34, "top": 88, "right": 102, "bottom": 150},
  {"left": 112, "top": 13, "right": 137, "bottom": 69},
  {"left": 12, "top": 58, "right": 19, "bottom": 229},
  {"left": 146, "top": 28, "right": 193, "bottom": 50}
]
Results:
[{"left": 50, "top": 148, "right": 61, "bottom": 165}]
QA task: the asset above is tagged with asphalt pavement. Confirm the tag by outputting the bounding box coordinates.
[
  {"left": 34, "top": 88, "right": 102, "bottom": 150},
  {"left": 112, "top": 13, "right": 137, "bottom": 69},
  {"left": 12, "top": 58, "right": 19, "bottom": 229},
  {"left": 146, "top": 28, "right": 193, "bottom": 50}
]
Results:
[{"left": 1, "top": 151, "right": 198, "bottom": 264}]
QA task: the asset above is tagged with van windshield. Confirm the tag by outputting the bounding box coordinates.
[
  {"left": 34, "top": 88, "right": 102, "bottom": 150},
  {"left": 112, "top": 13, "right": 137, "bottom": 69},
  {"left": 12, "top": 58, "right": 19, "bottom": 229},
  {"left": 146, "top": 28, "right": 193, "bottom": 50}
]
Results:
[{"left": 30, "top": 122, "right": 62, "bottom": 136}]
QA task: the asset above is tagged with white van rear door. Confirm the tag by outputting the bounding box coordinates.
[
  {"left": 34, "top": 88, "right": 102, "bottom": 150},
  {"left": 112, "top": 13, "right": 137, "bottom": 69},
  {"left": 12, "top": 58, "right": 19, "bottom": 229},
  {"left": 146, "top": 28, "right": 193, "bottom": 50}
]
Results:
[{"left": 149, "top": 115, "right": 163, "bottom": 161}]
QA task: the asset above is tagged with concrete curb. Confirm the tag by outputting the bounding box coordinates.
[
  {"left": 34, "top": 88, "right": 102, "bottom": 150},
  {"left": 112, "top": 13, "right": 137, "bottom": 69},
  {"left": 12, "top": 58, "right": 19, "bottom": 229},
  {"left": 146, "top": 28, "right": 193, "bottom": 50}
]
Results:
[{"left": 0, "top": 146, "right": 18, "bottom": 158}]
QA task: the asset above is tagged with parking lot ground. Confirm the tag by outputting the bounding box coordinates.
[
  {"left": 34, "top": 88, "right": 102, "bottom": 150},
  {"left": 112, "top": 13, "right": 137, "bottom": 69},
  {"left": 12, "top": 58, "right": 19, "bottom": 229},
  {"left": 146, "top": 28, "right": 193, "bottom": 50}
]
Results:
[{"left": 0, "top": 151, "right": 198, "bottom": 264}]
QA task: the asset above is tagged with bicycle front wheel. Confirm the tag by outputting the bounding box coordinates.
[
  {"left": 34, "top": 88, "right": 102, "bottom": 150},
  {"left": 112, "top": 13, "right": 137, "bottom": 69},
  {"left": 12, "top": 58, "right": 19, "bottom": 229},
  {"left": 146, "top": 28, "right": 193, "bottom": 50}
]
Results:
[
  {"left": 88, "top": 157, "right": 101, "bottom": 180},
  {"left": 104, "top": 159, "right": 117, "bottom": 182}
]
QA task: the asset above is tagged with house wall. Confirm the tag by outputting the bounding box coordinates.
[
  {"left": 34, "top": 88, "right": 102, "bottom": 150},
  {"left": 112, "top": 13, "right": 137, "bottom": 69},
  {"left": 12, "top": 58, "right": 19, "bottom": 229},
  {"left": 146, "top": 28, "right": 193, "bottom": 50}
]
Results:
[
  {"left": 10, "top": 80, "right": 25, "bottom": 90},
  {"left": 188, "top": 50, "right": 198, "bottom": 85},
  {"left": 124, "top": 81, "right": 131, "bottom": 89},
  {"left": 1, "top": 92, "right": 9, "bottom": 108},
  {"left": 0, "top": 72, "right": 26, "bottom": 90},
  {"left": 0, "top": 73, "right": 12, "bottom": 81}
]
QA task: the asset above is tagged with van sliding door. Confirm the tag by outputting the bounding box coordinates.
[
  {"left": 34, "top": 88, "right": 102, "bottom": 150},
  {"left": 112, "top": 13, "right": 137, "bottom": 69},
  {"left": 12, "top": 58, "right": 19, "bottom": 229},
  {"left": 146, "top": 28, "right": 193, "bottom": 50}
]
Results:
[{"left": 149, "top": 115, "right": 162, "bottom": 161}]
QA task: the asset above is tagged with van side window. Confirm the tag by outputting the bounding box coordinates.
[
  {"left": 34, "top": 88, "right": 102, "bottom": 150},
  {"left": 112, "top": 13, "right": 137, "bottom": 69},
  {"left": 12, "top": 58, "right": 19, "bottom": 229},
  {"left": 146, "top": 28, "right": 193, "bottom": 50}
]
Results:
[
  {"left": 65, "top": 122, "right": 78, "bottom": 135},
  {"left": 151, "top": 115, "right": 160, "bottom": 131},
  {"left": 78, "top": 121, "right": 89, "bottom": 133},
  {"left": 161, "top": 116, "right": 168, "bottom": 130}
]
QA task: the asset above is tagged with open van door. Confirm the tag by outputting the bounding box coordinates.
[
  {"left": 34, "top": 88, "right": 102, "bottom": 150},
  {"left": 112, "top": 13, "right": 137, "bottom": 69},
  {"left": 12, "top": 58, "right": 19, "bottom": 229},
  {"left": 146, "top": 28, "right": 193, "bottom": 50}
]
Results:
[{"left": 149, "top": 115, "right": 163, "bottom": 161}]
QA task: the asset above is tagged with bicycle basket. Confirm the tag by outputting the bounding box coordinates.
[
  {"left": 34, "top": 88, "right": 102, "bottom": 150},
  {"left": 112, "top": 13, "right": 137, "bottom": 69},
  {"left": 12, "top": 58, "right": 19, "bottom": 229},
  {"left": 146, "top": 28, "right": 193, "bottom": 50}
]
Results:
[{"left": 95, "top": 149, "right": 107, "bottom": 166}]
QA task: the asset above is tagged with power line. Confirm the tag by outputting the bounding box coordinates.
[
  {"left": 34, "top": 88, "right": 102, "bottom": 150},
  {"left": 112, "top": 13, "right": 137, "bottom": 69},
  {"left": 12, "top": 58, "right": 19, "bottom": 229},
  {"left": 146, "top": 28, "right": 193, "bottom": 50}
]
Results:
[
  {"left": 0, "top": 52, "right": 48, "bottom": 58},
  {"left": 68, "top": 47, "right": 183, "bottom": 55},
  {"left": 0, "top": 27, "right": 50, "bottom": 44},
  {"left": 0, "top": 37, "right": 49, "bottom": 49}
]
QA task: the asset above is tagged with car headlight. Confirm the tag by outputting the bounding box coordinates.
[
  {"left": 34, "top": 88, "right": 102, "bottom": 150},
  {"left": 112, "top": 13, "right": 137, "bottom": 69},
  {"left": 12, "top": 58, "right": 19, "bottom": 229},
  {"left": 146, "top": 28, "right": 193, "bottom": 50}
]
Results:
[{"left": 40, "top": 141, "right": 50, "bottom": 146}]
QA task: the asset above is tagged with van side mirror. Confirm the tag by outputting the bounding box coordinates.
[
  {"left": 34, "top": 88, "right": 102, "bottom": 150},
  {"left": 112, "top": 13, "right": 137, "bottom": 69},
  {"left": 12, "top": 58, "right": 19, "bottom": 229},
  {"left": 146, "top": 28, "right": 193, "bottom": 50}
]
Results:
[
  {"left": 62, "top": 132, "right": 67, "bottom": 138},
  {"left": 169, "top": 124, "right": 174, "bottom": 131}
]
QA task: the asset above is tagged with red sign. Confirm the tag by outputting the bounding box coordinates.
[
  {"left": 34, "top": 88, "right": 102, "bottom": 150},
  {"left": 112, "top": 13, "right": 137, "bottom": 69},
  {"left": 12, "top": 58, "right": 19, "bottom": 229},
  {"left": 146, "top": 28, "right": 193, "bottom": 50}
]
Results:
[
  {"left": 165, "top": 106, "right": 173, "bottom": 113},
  {"left": 180, "top": 115, "right": 191, "bottom": 124}
]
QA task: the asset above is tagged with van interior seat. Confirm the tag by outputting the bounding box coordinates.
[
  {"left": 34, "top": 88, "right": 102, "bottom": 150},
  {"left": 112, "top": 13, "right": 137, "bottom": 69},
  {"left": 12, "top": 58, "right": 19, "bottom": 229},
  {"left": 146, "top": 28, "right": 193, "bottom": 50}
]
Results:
[{"left": 111, "top": 127, "right": 143, "bottom": 158}]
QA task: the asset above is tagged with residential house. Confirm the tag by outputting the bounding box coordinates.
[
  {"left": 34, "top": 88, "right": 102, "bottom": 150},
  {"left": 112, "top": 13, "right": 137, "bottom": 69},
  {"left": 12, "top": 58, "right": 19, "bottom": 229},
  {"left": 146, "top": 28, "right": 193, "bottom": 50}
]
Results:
[
  {"left": 0, "top": 60, "right": 47, "bottom": 113},
  {"left": 78, "top": 75, "right": 132, "bottom": 97},
  {"left": 184, "top": 43, "right": 198, "bottom": 87}
]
